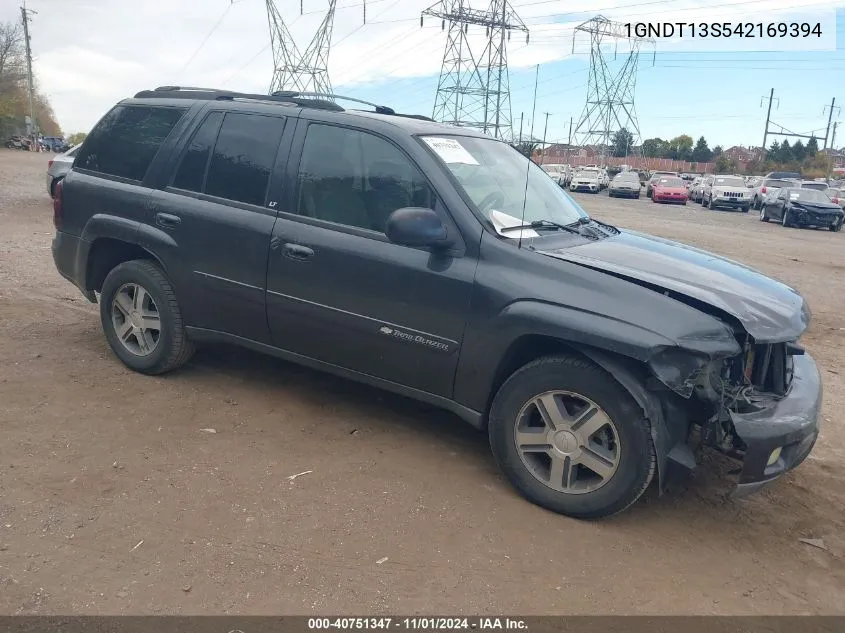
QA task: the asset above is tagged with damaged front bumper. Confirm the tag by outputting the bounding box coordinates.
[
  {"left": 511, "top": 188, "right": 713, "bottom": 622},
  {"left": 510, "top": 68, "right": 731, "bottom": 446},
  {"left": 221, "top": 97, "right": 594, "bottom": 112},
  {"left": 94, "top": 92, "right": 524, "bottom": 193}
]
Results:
[{"left": 730, "top": 353, "right": 822, "bottom": 498}]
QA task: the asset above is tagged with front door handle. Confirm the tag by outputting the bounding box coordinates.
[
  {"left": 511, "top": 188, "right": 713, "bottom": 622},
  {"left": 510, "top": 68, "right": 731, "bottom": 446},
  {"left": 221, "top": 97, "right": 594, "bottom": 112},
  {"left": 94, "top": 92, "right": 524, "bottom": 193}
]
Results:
[
  {"left": 155, "top": 212, "right": 181, "bottom": 229},
  {"left": 282, "top": 243, "right": 314, "bottom": 261}
]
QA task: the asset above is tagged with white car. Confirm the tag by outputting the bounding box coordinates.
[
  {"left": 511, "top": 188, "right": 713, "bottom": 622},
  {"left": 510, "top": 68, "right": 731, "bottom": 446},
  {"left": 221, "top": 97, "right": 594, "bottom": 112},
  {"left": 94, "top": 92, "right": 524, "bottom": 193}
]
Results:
[
  {"left": 540, "top": 163, "right": 570, "bottom": 187},
  {"left": 701, "top": 175, "right": 752, "bottom": 212},
  {"left": 46, "top": 144, "right": 81, "bottom": 197},
  {"left": 570, "top": 169, "right": 601, "bottom": 193}
]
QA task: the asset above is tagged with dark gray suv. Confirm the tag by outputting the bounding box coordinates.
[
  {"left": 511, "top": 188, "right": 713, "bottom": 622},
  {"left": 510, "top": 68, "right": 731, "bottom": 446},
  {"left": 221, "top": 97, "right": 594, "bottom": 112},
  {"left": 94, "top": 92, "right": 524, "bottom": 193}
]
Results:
[{"left": 51, "top": 87, "right": 822, "bottom": 518}]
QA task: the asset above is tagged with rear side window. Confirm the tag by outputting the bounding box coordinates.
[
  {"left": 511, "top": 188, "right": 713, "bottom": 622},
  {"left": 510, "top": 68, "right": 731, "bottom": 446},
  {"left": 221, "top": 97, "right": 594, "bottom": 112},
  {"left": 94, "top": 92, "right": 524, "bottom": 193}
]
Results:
[
  {"left": 75, "top": 105, "right": 187, "bottom": 181},
  {"left": 172, "top": 111, "right": 224, "bottom": 192},
  {"left": 204, "top": 112, "right": 286, "bottom": 206}
]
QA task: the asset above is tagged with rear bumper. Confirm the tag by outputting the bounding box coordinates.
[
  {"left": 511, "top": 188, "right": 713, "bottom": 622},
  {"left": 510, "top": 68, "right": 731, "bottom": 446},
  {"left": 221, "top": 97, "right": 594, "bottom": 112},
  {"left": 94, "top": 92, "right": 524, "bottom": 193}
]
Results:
[
  {"left": 729, "top": 354, "right": 822, "bottom": 497},
  {"left": 610, "top": 188, "right": 640, "bottom": 197},
  {"left": 52, "top": 230, "right": 96, "bottom": 302}
]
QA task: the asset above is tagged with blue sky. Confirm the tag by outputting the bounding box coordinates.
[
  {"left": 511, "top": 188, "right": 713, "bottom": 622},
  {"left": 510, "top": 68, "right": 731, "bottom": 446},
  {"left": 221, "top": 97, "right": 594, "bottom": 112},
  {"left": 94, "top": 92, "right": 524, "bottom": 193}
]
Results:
[
  {"left": 3, "top": 0, "right": 842, "bottom": 149},
  {"left": 336, "top": 7, "right": 845, "bottom": 150}
]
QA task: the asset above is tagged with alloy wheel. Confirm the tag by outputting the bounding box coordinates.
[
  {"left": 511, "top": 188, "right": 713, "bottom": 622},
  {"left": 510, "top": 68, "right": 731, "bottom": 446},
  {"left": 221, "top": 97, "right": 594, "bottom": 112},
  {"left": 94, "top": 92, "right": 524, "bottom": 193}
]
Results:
[
  {"left": 111, "top": 282, "right": 161, "bottom": 356},
  {"left": 514, "top": 391, "right": 620, "bottom": 495}
]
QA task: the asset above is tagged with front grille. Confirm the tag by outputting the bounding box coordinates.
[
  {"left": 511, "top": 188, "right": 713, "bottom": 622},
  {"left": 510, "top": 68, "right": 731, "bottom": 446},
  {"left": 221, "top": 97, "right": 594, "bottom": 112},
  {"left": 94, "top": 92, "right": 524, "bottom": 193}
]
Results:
[
  {"left": 724, "top": 191, "right": 743, "bottom": 198},
  {"left": 746, "top": 343, "right": 792, "bottom": 395}
]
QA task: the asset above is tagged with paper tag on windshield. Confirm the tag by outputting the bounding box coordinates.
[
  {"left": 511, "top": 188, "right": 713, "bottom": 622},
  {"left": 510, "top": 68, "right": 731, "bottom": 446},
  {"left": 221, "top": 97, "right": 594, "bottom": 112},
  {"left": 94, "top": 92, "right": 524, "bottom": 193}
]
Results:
[
  {"left": 790, "top": 193, "right": 800, "bottom": 199},
  {"left": 422, "top": 137, "right": 479, "bottom": 165}
]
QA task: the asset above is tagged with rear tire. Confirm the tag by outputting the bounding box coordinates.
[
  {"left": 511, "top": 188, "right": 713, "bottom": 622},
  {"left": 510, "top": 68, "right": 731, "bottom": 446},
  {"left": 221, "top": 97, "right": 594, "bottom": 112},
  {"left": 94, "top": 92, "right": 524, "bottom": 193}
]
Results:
[
  {"left": 760, "top": 205, "right": 770, "bottom": 222},
  {"left": 782, "top": 210, "right": 791, "bottom": 228},
  {"left": 100, "top": 260, "right": 195, "bottom": 375},
  {"left": 488, "top": 355, "right": 656, "bottom": 519}
]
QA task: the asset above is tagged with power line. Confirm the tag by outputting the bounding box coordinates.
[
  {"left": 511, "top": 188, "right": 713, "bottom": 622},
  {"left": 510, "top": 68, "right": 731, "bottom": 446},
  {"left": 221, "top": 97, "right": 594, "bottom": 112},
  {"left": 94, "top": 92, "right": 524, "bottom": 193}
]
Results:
[{"left": 181, "top": 1, "right": 234, "bottom": 73}]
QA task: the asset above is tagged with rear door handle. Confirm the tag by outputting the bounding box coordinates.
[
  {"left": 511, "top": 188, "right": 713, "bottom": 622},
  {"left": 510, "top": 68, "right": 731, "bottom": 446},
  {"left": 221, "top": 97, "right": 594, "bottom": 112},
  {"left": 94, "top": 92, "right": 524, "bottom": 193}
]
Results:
[
  {"left": 155, "top": 212, "right": 181, "bottom": 229},
  {"left": 282, "top": 243, "right": 314, "bottom": 261}
]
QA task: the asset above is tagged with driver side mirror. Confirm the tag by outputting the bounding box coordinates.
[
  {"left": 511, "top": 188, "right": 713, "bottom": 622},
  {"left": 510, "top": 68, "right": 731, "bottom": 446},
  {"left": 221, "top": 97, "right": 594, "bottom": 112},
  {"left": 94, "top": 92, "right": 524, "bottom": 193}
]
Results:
[{"left": 385, "top": 207, "right": 454, "bottom": 249}]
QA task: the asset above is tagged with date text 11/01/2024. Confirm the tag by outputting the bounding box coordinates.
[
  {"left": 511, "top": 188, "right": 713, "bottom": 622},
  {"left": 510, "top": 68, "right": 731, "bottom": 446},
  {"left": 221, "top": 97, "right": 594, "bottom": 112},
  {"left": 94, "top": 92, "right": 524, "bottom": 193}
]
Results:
[
  {"left": 625, "top": 22, "right": 823, "bottom": 38},
  {"left": 307, "top": 618, "right": 528, "bottom": 630}
]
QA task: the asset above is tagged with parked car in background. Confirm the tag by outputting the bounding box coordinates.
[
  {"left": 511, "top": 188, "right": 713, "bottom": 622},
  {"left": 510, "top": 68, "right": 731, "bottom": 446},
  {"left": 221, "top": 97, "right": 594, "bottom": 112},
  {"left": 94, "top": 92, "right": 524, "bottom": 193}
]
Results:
[
  {"left": 608, "top": 171, "right": 641, "bottom": 198},
  {"left": 760, "top": 187, "right": 844, "bottom": 231},
  {"left": 50, "top": 85, "right": 824, "bottom": 518},
  {"left": 540, "top": 163, "right": 572, "bottom": 188},
  {"left": 702, "top": 175, "right": 751, "bottom": 212},
  {"left": 751, "top": 178, "right": 793, "bottom": 210},
  {"left": 569, "top": 168, "right": 601, "bottom": 193},
  {"left": 46, "top": 144, "right": 81, "bottom": 197},
  {"left": 646, "top": 171, "right": 678, "bottom": 198},
  {"left": 824, "top": 187, "right": 844, "bottom": 209},
  {"left": 41, "top": 136, "right": 71, "bottom": 153},
  {"left": 689, "top": 176, "right": 706, "bottom": 202},
  {"left": 5, "top": 135, "right": 32, "bottom": 150},
  {"left": 651, "top": 176, "right": 689, "bottom": 205}
]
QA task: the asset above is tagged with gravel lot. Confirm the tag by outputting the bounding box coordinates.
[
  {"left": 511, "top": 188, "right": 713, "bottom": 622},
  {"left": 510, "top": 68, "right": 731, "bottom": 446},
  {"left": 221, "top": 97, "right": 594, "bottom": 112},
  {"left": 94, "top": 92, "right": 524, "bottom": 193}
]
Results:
[{"left": 1, "top": 150, "right": 844, "bottom": 615}]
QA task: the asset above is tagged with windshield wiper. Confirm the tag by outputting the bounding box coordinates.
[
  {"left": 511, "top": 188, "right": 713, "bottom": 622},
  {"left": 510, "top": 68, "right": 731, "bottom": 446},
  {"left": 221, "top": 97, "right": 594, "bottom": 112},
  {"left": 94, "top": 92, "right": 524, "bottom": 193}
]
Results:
[{"left": 500, "top": 219, "right": 585, "bottom": 235}]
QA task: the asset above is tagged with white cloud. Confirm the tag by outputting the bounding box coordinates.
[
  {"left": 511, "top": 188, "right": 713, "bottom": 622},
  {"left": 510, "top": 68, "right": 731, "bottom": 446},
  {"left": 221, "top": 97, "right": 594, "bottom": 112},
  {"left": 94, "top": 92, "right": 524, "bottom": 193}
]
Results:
[{"left": 0, "top": 0, "right": 840, "bottom": 133}]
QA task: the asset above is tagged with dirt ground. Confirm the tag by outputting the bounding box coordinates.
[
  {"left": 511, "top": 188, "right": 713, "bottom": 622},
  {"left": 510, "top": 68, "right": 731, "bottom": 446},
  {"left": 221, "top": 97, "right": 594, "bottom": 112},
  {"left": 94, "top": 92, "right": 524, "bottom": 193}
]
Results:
[{"left": 1, "top": 149, "right": 844, "bottom": 615}]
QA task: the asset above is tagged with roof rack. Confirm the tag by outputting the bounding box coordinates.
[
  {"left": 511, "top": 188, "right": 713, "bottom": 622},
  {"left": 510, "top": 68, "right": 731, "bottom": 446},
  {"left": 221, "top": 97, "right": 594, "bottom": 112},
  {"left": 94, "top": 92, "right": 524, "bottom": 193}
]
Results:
[
  {"left": 133, "top": 86, "right": 343, "bottom": 111},
  {"left": 133, "top": 86, "right": 433, "bottom": 122},
  {"left": 270, "top": 90, "right": 396, "bottom": 115}
]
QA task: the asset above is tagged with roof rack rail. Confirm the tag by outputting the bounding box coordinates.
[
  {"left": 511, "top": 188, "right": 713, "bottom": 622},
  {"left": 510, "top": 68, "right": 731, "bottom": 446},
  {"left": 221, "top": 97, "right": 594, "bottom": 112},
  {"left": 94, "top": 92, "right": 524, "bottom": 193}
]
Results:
[
  {"left": 133, "top": 86, "right": 343, "bottom": 111},
  {"left": 271, "top": 90, "right": 395, "bottom": 115}
]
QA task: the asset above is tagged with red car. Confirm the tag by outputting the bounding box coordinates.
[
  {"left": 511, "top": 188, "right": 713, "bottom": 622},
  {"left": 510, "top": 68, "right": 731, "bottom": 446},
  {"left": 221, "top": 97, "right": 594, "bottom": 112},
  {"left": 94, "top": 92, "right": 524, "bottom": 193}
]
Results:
[{"left": 652, "top": 176, "right": 689, "bottom": 205}]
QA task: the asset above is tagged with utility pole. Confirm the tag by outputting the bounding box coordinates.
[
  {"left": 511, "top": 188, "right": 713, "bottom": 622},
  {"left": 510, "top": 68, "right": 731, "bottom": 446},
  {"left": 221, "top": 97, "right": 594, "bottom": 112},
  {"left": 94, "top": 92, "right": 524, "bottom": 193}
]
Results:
[
  {"left": 20, "top": 3, "right": 37, "bottom": 151},
  {"left": 823, "top": 97, "right": 839, "bottom": 149},
  {"left": 518, "top": 112, "right": 523, "bottom": 144},
  {"left": 541, "top": 112, "right": 550, "bottom": 163},
  {"left": 761, "top": 88, "right": 776, "bottom": 154}
]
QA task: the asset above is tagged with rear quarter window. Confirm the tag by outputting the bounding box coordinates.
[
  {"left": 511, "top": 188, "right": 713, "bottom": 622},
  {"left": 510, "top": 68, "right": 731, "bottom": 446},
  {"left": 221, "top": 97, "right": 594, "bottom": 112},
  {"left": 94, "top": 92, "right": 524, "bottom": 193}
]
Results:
[{"left": 75, "top": 105, "right": 188, "bottom": 181}]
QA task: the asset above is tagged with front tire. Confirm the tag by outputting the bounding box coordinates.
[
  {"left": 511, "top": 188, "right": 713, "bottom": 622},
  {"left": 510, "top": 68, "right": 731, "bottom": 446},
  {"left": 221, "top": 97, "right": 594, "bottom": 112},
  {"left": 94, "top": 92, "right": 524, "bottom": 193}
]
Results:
[
  {"left": 100, "top": 260, "right": 195, "bottom": 375},
  {"left": 831, "top": 218, "right": 843, "bottom": 232},
  {"left": 488, "top": 355, "right": 656, "bottom": 519}
]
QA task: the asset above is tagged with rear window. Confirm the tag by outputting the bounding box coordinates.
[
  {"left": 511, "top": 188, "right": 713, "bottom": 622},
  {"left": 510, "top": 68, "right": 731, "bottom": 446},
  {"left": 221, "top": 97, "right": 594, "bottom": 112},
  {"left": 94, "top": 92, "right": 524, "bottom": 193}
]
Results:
[
  {"left": 800, "top": 182, "right": 828, "bottom": 191},
  {"left": 764, "top": 179, "right": 790, "bottom": 188},
  {"left": 75, "top": 105, "right": 187, "bottom": 181}
]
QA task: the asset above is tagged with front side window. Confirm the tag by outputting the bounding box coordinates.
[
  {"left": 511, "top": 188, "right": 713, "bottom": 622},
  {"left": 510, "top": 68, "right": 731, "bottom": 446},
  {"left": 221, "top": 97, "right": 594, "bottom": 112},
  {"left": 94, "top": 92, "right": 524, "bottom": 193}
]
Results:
[
  {"left": 421, "top": 135, "right": 588, "bottom": 235},
  {"left": 75, "top": 105, "right": 187, "bottom": 181},
  {"left": 296, "top": 124, "right": 434, "bottom": 233},
  {"left": 204, "top": 112, "right": 286, "bottom": 206}
]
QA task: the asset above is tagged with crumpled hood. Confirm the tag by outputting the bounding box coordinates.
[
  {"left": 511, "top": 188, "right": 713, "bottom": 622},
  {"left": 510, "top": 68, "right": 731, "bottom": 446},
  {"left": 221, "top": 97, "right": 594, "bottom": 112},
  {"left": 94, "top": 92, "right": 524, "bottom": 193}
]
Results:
[{"left": 539, "top": 230, "right": 810, "bottom": 342}]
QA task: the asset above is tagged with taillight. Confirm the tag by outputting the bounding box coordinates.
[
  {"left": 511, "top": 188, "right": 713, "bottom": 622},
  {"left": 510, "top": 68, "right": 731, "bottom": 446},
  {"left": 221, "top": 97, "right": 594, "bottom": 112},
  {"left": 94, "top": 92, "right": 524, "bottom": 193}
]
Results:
[
  {"left": 48, "top": 159, "right": 53, "bottom": 168},
  {"left": 53, "top": 179, "right": 63, "bottom": 229},
  {"left": 761, "top": 187, "right": 767, "bottom": 193},
  {"left": 833, "top": 197, "right": 840, "bottom": 204}
]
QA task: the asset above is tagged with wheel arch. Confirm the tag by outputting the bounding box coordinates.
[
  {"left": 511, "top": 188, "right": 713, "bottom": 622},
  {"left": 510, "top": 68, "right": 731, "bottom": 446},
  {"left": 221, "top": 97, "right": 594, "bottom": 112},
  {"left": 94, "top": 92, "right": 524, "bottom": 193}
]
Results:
[{"left": 85, "top": 238, "right": 163, "bottom": 294}]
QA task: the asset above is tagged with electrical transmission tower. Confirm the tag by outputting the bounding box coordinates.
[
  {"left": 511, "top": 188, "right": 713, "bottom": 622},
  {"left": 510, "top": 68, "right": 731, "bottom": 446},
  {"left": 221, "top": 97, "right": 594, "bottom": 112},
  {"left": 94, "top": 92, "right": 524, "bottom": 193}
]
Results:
[
  {"left": 422, "top": 0, "right": 528, "bottom": 141},
  {"left": 267, "top": 0, "right": 336, "bottom": 97},
  {"left": 571, "top": 15, "right": 654, "bottom": 159}
]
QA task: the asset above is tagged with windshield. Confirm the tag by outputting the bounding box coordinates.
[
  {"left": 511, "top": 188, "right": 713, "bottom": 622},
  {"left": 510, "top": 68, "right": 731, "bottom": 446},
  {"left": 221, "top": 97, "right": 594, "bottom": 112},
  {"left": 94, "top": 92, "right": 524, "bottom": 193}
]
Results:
[
  {"left": 575, "top": 170, "right": 597, "bottom": 178},
  {"left": 421, "top": 135, "right": 588, "bottom": 231},
  {"left": 657, "top": 177, "right": 684, "bottom": 187},
  {"left": 714, "top": 177, "right": 745, "bottom": 187},
  {"left": 788, "top": 189, "right": 831, "bottom": 203},
  {"left": 614, "top": 173, "right": 638, "bottom": 181}
]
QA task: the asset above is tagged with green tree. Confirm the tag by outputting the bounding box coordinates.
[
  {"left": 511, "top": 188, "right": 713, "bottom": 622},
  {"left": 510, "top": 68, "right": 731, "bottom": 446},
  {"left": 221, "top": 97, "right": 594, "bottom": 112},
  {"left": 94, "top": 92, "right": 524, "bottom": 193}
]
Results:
[
  {"left": 641, "top": 137, "right": 665, "bottom": 158},
  {"left": 767, "top": 140, "right": 780, "bottom": 159},
  {"left": 691, "top": 136, "right": 711, "bottom": 162},
  {"left": 611, "top": 127, "right": 634, "bottom": 157},
  {"left": 512, "top": 141, "right": 538, "bottom": 159},
  {"left": 668, "top": 134, "right": 694, "bottom": 160},
  {"left": 791, "top": 140, "right": 806, "bottom": 161},
  {"left": 806, "top": 136, "right": 819, "bottom": 156},
  {"left": 715, "top": 154, "right": 738, "bottom": 173},
  {"left": 778, "top": 139, "right": 792, "bottom": 163},
  {"left": 712, "top": 145, "right": 723, "bottom": 157},
  {"left": 68, "top": 132, "right": 87, "bottom": 145}
]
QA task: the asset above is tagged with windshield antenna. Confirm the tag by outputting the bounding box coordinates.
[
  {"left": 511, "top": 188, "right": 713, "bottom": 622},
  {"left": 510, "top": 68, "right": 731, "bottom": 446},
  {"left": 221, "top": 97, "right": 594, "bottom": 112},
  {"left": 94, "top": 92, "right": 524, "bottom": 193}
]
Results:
[{"left": 518, "top": 64, "right": 540, "bottom": 250}]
